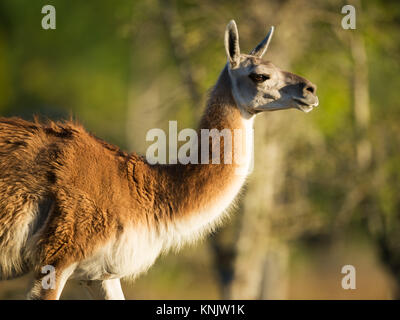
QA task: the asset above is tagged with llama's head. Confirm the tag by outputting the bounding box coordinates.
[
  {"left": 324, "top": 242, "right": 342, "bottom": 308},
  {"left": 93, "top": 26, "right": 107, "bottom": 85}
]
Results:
[{"left": 224, "top": 20, "right": 318, "bottom": 115}]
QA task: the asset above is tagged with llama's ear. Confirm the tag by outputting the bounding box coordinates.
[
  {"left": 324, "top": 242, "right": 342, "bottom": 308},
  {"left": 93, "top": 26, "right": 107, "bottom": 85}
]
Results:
[
  {"left": 224, "top": 20, "right": 241, "bottom": 68},
  {"left": 250, "top": 26, "right": 274, "bottom": 58}
]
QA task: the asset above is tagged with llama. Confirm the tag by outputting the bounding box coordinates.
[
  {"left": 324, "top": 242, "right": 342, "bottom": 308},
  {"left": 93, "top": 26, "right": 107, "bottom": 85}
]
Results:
[{"left": 0, "top": 20, "right": 318, "bottom": 299}]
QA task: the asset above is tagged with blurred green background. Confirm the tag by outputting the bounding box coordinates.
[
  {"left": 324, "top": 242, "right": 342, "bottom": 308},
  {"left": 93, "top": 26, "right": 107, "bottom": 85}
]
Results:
[{"left": 0, "top": 0, "right": 400, "bottom": 299}]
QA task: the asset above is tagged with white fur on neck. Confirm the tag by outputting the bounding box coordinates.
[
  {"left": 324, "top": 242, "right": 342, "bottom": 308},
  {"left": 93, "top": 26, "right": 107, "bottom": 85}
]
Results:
[{"left": 170, "top": 116, "right": 254, "bottom": 246}]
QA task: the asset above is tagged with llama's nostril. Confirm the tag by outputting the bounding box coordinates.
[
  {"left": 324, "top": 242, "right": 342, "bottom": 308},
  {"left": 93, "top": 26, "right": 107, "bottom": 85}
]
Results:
[
  {"left": 300, "top": 81, "right": 317, "bottom": 96},
  {"left": 305, "top": 85, "right": 316, "bottom": 94}
]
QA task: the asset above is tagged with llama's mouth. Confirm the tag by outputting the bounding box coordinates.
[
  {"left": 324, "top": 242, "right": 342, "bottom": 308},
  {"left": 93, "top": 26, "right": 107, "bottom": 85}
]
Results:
[{"left": 294, "top": 97, "right": 319, "bottom": 113}]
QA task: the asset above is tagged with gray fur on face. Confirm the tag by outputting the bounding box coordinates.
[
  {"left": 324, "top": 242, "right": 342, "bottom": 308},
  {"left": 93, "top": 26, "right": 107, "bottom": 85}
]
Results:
[{"left": 224, "top": 20, "right": 318, "bottom": 116}]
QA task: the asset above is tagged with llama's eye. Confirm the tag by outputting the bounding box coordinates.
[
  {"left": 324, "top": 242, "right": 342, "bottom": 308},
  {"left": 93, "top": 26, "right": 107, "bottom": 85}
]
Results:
[{"left": 249, "top": 73, "right": 270, "bottom": 83}]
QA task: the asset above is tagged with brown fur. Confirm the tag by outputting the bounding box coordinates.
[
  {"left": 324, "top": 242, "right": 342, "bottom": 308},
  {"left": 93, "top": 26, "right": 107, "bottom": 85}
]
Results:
[
  {"left": 0, "top": 20, "right": 318, "bottom": 299},
  {"left": 0, "top": 66, "right": 244, "bottom": 296}
]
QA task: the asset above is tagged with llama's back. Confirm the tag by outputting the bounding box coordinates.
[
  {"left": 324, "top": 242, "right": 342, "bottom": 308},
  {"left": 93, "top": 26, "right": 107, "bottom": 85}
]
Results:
[
  {"left": 0, "top": 117, "right": 137, "bottom": 280},
  {"left": 0, "top": 118, "right": 62, "bottom": 279}
]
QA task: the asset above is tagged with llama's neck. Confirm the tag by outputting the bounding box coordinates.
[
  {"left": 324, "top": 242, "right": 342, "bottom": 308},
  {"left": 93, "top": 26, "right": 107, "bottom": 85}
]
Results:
[{"left": 131, "top": 66, "right": 254, "bottom": 246}]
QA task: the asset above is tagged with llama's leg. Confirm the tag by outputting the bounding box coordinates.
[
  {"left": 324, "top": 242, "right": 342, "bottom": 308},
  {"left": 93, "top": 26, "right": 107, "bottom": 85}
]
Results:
[
  {"left": 27, "top": 263, "right": 76, "bottom": 300},
  {"left": 80, "top": 279, "right": 125, "bottom": 300}
]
